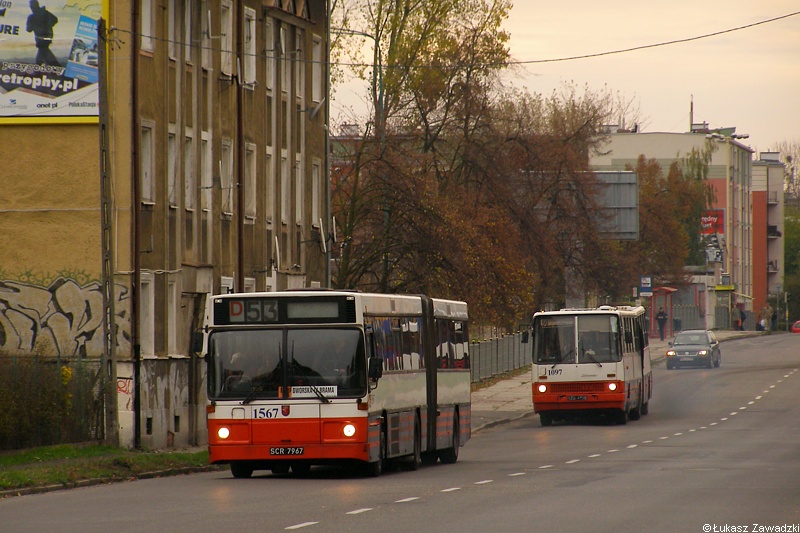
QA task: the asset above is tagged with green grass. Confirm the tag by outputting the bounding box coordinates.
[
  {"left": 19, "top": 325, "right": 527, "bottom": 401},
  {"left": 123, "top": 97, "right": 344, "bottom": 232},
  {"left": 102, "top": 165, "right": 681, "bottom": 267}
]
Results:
[{"left": 0, "top": 444, "right": 215, "bottom": 494}]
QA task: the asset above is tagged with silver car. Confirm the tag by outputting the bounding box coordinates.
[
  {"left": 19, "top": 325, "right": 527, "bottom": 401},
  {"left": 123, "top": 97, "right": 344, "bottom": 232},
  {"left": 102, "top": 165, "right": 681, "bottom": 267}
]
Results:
[{"left": 665, "top": 329, "right": 721, "bottom": 369}]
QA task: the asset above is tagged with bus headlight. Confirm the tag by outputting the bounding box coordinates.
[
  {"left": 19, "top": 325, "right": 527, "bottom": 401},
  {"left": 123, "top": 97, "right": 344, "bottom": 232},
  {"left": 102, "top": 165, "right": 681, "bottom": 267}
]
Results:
[
  {"left": 218, "top": 427, "right": 230, "bottom": 439},
  {"left": 343, "top": 424, "right": 356, "bottom": 438},
  {"left": 537, "top": 384, "right": 547, "bottom": 393},
  {"left": 608, "top": 382, "right": 618, "bottom": 391}
]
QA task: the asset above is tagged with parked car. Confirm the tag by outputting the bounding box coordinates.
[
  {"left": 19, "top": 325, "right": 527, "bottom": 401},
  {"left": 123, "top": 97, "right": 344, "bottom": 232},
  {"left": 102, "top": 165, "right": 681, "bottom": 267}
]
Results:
[
  {"left": 665, "top": 329, "right": 721, "bottom": 369},
  {"left": 791, "top": 321, "right": 800, "bottom": 334}
]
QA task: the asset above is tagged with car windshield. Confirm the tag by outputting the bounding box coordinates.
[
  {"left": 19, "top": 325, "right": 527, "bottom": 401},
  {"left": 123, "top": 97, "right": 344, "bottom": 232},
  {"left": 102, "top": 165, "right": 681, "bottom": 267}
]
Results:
[{"left": 673, "top": 333, "right": 707, "bottom": 346}]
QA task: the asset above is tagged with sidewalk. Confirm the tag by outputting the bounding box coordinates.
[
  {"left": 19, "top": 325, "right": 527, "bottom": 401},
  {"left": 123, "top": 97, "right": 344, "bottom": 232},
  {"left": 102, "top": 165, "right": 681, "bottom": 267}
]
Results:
[{"left": 470, "top": 330, "right": 762, "bottom": 432}]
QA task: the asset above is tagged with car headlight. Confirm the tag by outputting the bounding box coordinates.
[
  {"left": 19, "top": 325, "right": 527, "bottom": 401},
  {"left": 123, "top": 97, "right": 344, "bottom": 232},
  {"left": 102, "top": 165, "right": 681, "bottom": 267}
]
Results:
[
  {"left": 698, "top": 349, "right": 708, "bottom": 356},
  {"left": 666, "top": 350, "right": 676, "bottom": 356}
]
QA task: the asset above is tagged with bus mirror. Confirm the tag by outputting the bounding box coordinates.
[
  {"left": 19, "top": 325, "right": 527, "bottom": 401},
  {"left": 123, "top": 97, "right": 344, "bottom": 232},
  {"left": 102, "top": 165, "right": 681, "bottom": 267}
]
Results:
[
  {"left": 191, "top": 331, "right": 205, "bottom": 356},
  {"left": 521, "top": 331, "right": 529, "bottom": 344},
  {"left": 368, "top": 357, "right": 383, "bottom": 380}
]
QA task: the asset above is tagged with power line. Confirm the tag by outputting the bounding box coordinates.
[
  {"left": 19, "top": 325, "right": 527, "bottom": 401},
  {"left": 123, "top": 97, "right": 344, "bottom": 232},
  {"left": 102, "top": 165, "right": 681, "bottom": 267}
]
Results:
[{"left": 109, "top": 10, "right": 800, "bottom": 70}]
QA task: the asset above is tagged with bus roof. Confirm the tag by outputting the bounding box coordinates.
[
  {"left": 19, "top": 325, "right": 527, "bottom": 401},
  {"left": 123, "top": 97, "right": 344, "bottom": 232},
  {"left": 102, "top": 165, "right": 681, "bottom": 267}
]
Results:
[{"left": 534, "top": 305, "right": 645, "bottom": 317}]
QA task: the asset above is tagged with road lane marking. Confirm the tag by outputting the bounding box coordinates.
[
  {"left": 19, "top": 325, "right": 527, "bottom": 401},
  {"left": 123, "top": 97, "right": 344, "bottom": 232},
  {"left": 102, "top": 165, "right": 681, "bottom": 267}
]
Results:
[
  {"left": 396, "top": 497, "right": 419, "bottom": 503},
  {"left": 475, "top": 480, "right": 494, "bottom": 485},
  {"left": 566, "top": 459, "right": 580, "bottom": 464},
  {"left": 509, "top": 472, "right": 526, "bottom": 477},
  {"left": 539, "top": 465, "right": 553, "bottom": 469},
  {"left": 286, "top": 523, "right": 318, "bottom": 530},
  {"left": 346, "top": 509, "right": 372, "bottom": 515},
  {"left": 441, "top": 487, "right": 461, "bottom": 492}
]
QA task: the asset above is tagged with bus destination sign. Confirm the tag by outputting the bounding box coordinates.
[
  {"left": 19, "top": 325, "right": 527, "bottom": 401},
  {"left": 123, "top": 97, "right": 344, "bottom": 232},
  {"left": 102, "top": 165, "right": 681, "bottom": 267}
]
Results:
[{"left": 213, "top": 296, "right": 355, "bottom": 325}]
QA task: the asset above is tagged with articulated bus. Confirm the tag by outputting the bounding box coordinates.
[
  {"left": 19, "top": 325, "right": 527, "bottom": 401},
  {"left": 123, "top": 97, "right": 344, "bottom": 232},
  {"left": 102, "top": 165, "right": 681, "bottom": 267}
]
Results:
[
  {"left": 531, "top": 305, "right": 652, "bottom": 426},
  {"left": 197, "top": 290, "right": 470, "bottom": 478}
]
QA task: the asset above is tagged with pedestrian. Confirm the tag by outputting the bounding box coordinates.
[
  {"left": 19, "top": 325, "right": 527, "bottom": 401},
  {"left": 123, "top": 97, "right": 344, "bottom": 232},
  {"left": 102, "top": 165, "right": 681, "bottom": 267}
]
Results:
[
  {"left": 656, "top": 307, "right": 668, "bottom": 341},
  {"left": 771, "top": 309, "right": 778, "bottom": 331},
  {"left": 739, "top": 307, "right": 746, "bottom": 331},
  {"left": 26, "top": 0, "right": 60, "bottom": 67}
]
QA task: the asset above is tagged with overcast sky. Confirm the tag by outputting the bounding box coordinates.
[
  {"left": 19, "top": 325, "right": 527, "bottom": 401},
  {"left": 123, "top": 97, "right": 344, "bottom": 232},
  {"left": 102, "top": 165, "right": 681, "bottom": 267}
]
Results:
[
  {"left": 331, "top": 2, "right": 800, "bottom": 153},
  {"left": 500, "top": 1, "right": 800, "bottom": 151}
]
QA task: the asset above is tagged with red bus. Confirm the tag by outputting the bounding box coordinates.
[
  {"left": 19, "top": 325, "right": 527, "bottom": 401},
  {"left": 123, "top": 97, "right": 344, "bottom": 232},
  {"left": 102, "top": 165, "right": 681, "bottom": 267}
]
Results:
[{"left": 197, "top": 290, "right": 470, "bottom": 477}]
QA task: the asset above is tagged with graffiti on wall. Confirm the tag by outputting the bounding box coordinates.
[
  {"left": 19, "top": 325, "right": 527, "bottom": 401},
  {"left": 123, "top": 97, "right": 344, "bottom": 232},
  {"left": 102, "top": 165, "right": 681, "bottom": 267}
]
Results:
[{"left": 0, "top": 277, "right": 130, "bottom": 357}]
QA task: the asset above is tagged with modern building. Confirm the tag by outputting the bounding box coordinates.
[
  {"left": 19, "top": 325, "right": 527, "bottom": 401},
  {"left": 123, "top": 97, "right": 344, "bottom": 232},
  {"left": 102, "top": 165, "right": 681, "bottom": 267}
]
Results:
[
  {"left": 0, "top": 0, "right": 330, "bottom": 449},
  {"left": 752, "top": 152, "right": 786, "bottom": 317},
  {"left": 590, "top": 126, "right": 778, "bottom": 330}
]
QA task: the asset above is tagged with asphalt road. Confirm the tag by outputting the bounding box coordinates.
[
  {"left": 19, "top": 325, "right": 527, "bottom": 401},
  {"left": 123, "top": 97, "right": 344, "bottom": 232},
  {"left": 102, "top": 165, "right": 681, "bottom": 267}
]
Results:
[{"left": 2, "top": 334, "right": 798, "bottom": 533}]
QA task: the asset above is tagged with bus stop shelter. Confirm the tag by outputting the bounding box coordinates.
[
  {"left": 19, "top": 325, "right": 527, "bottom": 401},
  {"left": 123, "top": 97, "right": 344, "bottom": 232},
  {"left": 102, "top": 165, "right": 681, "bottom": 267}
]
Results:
[{"left": 649, "top": 286, "right": 677, "bottom": 339}]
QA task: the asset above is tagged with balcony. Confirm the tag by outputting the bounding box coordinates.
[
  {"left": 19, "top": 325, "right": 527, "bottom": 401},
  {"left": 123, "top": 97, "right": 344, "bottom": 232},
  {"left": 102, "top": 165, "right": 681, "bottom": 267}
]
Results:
[
  {"left": 768, "top": 260, "right": 779, "bottom": 274},
  {"left": 767, "top": 225, "right": 782, "bottom": 239}
]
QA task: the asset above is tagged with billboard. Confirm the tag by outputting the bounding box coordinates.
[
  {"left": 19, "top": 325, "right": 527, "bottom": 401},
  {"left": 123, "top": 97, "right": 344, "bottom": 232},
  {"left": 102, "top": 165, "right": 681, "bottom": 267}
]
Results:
[
  {"left": 701, "top": 209, "right": 725, "bottom": 235},
  {"left": 0, "top": 0, "right": 104, "bottom": 122}
]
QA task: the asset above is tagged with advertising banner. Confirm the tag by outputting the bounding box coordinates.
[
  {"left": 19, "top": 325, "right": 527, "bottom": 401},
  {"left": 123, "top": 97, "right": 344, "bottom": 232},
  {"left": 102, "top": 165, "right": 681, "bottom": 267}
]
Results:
[
  {"left": 700, "top": 209, "right": 725, "bottom": 235},
  {"left": 0, "top": 0, "right": 104, "bottom": 121}
]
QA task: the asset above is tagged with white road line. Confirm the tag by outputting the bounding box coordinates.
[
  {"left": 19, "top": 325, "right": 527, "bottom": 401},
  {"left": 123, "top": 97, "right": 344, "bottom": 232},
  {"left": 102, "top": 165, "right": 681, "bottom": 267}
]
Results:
[
  {"left": 474, "top": 480, "right": 494, "bottom": 485},
  {"left": 539, "top": 465, "right": 554, "bottom": 469},
  {"left": 748, "top": 401, "right": 755, "bottom": 405},
  {"left": 755, "top": 396, "right": 763, "bottom": 400},
  {"left": 441, "top": 487, "right": 461, "bottom": 492},
  {"left": 739, "top": 406, "right": 747, "bottom": 410},
  {"left": 566, "top": 459, "right": 580, "bottom": 464},
  {"left": 346, "top": 509, "right": 373, "bottom": 515},
  {"left": 627, "top": 444, "right": 638, "bottom": 449},
  {"left": 659, "top": 436, "right": 669, "bottom": 440},
  {"left": 286, "top": 522, "right": 319, "bottom": 530},
  {"left": 509, "top": 472, "right": 526, "bottom": 477},
  {"left": 710, "top": 422, "right": 718, "bottom": 426},
  {"left": 674, "top": 433, "right": 683, "bottom": 436},
  {"left": 395, "top": 497, "right": 419, "bottom": 503},
  {"left": 642, "top": 440, "right": 653, "bottom": 444},
  {"left": 588, "top": 454, "right": 601, "bottom": 458},
  {"left": 607, "top": 449, "right": 619, "bottom": 453}
]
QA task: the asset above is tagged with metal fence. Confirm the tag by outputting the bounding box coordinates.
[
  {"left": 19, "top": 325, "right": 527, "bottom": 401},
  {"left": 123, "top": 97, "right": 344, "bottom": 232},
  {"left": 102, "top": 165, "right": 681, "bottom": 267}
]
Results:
[{"left": 470, "top": 332, "right": 532, "bottom": 383}]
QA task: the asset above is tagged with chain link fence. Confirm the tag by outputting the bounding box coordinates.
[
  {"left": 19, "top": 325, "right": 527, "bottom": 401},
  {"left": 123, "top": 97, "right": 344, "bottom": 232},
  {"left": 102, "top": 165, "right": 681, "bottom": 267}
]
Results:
[{"left": 470, "top": 332, "right": 532, "bottom": 383}]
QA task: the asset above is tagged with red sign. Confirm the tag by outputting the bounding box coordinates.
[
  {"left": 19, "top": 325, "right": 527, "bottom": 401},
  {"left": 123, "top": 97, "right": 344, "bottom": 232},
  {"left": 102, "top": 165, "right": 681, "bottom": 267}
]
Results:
[{"left": 701, "top": 209, "right": 725, "bottom": 235}]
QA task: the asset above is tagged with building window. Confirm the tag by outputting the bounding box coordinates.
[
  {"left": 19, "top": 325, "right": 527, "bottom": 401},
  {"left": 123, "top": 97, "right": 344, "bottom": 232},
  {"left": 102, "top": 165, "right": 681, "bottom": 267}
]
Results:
[
  {"left": 311, "top": 159, "right": 321, "bottom": 223},
  {"left": 312, "top": 36, "right": 322, "bottom": 103},
  {"left": 167, "top": 0, "right": 176, "bottom": 60},
  {"left": 265, "top": 19, "right": 274, "bottom": 90},
  {"left": 167, "top": 280, "right": 178, "bottom": 356},
  {"left": 221, "top": 0, "right": 233, "bottom": 76},
  {"left": 221, "top": 139, "right": 234, "bottom": 215},
  {"left": 201, "top": 132, "right": 212, "bottom": 211},
  {"left": 141, "top": 0, "right": 153, "bottom": 52},
  {"left": 294, "top": 31, "right": 303, "bottom": 100},
  {"left": 243, "top": 7, "right": 257, "bottom": 86},
  {"left": 281, "top": 151, "right": 289, "bottom": 223},
  {"left": 167, "top": 126, "right": 177, "bottom": 207},
  {"left": 184, "top": 0, "right": 193, "bottom": 62},
  {"left": 280, "top": 26, "right": 288, "bottom": 93},
  {"left": 140, "top": 122, "right": 154, "bottom": 203},
  {"left": 265, "top": 147, "right": 274, "bottom": 223},
  {"left": 184, "top": 130, "right": 195, "bottom": 210},
  {"left": 245, "top": 143, "right": 256, "bottom": 219},
  {"left": 295, "top": 155, "right": 303, "bottom": 224},
  {"left": 140, "top": 272, "right": 155, "bottom": 357},
  {"left": 201, "top": 0, "right": 211, "bottom": 69}
]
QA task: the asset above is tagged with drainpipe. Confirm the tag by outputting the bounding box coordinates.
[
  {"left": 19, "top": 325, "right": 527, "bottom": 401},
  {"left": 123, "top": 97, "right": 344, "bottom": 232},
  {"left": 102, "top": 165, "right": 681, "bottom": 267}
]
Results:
[
  {"left": 131, "top": 0, "right": 142, "bottom": 449},
  {"left": 325, "top": 0, "right": 331, "bottom": 287},
  {"left": 236, "top": 1, "right": 245, "bottom": 291}
]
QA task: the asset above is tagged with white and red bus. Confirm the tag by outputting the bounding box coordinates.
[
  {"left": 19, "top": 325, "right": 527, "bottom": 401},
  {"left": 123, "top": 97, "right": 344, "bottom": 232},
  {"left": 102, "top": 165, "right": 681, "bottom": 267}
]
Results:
[
  {"left": 531, "top": 305, "right": 652, "bottom": 426},
  {"left": 197, "top": 290, "right": 470, "bottom": 477}
]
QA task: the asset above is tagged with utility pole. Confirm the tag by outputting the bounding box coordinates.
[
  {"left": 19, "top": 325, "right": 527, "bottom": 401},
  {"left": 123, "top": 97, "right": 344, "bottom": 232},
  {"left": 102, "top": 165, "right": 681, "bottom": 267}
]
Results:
[{"left": 97, "top": 18, "right": 119, "bottom": 446}]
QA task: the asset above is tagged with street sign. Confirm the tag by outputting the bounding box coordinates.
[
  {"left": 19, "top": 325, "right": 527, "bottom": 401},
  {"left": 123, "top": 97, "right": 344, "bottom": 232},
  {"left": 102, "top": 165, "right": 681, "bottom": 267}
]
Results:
[{"left": 640, "top": 275, "right": 653, "bottom": 297}]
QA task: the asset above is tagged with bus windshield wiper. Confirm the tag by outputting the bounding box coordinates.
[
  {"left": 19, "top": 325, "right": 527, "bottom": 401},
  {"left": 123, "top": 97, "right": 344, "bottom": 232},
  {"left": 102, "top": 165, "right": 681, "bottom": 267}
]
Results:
[
  {"left": 306, "top": 382, "right": 331, "bottom": 404},
  {"left": 241, "top": 387, "right": 259, "bottom": 405},
  {"left": 583, "top": 350, "right": 603, "bottom": 368}
]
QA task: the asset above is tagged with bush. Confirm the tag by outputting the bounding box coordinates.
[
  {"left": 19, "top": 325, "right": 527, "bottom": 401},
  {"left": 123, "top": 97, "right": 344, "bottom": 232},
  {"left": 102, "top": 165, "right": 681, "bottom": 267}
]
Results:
[{"left": 0, "top": 354, "right": 104, "bottom": 451}]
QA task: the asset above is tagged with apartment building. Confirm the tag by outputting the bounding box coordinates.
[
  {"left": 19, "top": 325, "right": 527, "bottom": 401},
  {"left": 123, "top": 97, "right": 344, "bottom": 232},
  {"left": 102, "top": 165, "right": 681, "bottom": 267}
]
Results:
[{"left": 0, "top": 0, "right": 330, "bottom": 449}]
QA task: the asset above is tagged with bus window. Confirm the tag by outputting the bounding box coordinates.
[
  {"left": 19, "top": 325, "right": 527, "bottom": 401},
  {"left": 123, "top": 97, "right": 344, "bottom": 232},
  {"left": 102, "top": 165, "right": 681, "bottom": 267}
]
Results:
[
  {"left": 577, "top": 315, "right": 620, "bottom": 363},
  {"left": 534, "top": 316, "right": 575, "bottom": 364}
]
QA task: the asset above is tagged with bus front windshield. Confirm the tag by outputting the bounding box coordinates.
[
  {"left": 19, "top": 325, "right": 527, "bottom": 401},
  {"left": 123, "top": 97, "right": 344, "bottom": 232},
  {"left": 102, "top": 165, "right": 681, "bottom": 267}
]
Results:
[
  {"left": 534, "top": 314, "right": 621, "bottom": 365},
  {"left": 208, "top": 328, "right": 367, "bottom": 400}
]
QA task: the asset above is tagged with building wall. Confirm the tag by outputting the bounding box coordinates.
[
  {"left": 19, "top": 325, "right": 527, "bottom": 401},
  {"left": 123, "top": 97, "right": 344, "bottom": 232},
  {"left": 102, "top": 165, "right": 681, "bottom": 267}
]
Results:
[
  {"left": 1, "top": 0, "right": 329, "bottom": 450},
  {"left": 591, "top": 131, "right": 756, "bottom": 320}
]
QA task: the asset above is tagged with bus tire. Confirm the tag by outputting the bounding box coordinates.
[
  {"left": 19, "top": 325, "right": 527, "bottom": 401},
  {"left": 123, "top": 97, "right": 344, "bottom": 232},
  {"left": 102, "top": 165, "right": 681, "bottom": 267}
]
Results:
[
  {"left": 641, "top": 401, "right": 649, "bottom": 416},
  {"left": 231, "top": 462, "right": 254, "bottom": 478},
  {"left": 615, "top": 409, "right": 628, "bottom": 425},
  {"left": 439, "top": 412, "right": 460, "bottom": 464},
  {"left": 628, "top": 387, "right": 643, "bottom": 421},
  {"left": 404, "top": 415, "right": 422, "bottom": 471},
  {"left": 539, "top": 412, "right": 553, "bottom": 427},
  {"left": 365, "top": 423, "right": 385, "bottom": 477}
]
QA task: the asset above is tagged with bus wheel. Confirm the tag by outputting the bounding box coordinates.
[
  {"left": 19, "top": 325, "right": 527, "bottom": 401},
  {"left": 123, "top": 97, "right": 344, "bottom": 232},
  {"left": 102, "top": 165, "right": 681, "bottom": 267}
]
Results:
[
  {"left": 230, "top": 462, "right": 254, "bottom": 478},
  {"left": 439, "top": 412, "right": 460, "bottom": 464},
  {"left": 539, "top": 412, "right": 553, "bottom": 427},
  {"left": 615, "top": 409, "right": 628, "bottom": 425},
  {"left": 404, "top": 416, "right": 422, "bottom": 471},
  {"left": 365, "top": 425, "right": 385, "bottom": 477},
  {"left": 641, "top": 401, "right": 649, "bottom": 416},
  {"left": 628, "top": 388, "right": 642, "bottom": 421}
]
